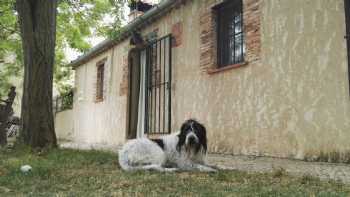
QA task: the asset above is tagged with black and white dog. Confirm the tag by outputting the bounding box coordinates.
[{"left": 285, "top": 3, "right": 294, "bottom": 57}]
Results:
[{"left": 118, "top": 119, "right": 217, "bottom": 172}]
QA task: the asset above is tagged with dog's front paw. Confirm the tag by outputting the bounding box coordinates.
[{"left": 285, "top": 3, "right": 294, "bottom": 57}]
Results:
[
  {"left": 206, "top": 167, "right": 218, "bottom": 173},
  {"left": 164, "top": 168, "right": 178, "bottom": 172},
  {"left": 199, "top": 165, "right": 218, "bottom": 173}
]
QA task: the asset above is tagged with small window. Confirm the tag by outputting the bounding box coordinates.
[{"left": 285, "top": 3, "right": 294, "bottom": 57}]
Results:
[
  {"left": 216, "top": 0, "right": 245, "bottom": 67},
  {"left": 96, "top": 63, "right": 105, "bottom": 101}
]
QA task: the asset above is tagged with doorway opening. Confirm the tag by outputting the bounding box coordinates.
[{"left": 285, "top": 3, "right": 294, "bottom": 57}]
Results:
[
  {"left": 127, "top": 35, "right": 172, "bottom": 139},
  {"left": 127, "top": 49, "right": 140, "bottom": 139}
]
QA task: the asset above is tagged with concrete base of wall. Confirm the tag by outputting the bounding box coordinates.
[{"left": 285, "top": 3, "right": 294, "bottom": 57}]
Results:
[
  {"left": 59, "top": 141, "right": 121, "bottom": 153},
  {"left": 207, "top": 154, "right": 350, "bottom": 184}
]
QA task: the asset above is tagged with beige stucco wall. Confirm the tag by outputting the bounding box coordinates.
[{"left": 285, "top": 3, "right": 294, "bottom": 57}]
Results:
[
  {"left": 73, "top": 41, "right": 130, "bottom": 150},
  {"left": 55, "top": 109, "right": 74, "bottom": 141},
  {"left": 258, "top": 0, "right": 350, "bottom": 159},
  {"left": 72, "top": 0, "right": 350, "bottom": 160}
]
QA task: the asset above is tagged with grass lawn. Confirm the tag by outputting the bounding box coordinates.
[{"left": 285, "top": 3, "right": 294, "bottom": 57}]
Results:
[{"left": 0, "top": 146, "right": 349, "bottom": 197}]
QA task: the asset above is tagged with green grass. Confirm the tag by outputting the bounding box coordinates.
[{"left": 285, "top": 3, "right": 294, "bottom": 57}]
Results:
[{"left": 0, "top": 146, "right": 349, "bottom": 197}]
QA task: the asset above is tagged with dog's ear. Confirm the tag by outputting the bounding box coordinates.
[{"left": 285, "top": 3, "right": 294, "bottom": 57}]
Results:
[
  {"left": 180, "top": 119, "right": 191, "bottom": 132},
  {"left": 176, "top": 135, "right": 185, "bottom": 152},
  {"left": 196, "top": 121, "right": 207, "bottom": 153},
  {"left": 176, "top": 121, "right": 189, "bottom": 152}
]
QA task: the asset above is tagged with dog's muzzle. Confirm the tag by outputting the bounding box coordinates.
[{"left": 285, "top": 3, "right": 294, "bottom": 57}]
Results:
[
  {"left": 188, "top": 136, "right": 197, "bottom": 145},
  {"left": 186, "top": 133, "right": 199, "bottom": 146}
]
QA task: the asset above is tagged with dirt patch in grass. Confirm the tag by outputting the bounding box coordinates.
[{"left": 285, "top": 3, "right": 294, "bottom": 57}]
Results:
[{"left": 0, "top": 146, "right": 349, "bottom": 196}]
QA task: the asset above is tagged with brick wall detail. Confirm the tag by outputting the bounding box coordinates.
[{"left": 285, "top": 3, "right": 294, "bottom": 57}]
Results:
[
  {"left": 119, "top": 55, "right": 128, "bottom": 96},
  {"left": 199, "top": 0, "right": 261, "bottom": 72},
  {"left": 172, "top": 22, "right": 183, "bottom": 47}
]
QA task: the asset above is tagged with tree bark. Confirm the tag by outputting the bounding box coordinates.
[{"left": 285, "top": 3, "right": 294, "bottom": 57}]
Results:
[{"left": 16, "top": 0, "right": 57, "bottom": 148}]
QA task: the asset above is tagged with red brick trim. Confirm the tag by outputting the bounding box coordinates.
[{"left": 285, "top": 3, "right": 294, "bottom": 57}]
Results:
[
  {"left": 199, "top": 0, "right": 261, "bottom": 73},
  {"left": 244, "top": 0, "right": 261, "bottom": 63},
  {"left": 94, "top": 98, "right": 104, "bottom": 103},
  {"left": 171, "top": 22, "right": 183, "bottom": 47},
  {"left": 207, "top": 62, "right": 248, "bottom": 75},
  {"left": 199, "top": 7, "right": 216, "bottom": 72},
  {"left": 119, "top": 55, "right": 128, "bottom": 96},
  {"left": 96, "top": 57, "right": 107, "bottom": 66}
]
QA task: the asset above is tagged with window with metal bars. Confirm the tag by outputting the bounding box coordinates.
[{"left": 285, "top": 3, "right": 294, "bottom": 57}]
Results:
[
  {"left": 96, "top": 63, "right": 104, "bottom": 102},
  {"left": 216, "top": 0, "right": 245, "bottom": 67}
]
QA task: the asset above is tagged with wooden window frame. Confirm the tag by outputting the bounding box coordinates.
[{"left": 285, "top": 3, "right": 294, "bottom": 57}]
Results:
[
  {"left": 214, "top": 0, "right": 245, "bottom": 68},
  {"left": 95, "top": 60, "right": 105, "bottom": 102}
]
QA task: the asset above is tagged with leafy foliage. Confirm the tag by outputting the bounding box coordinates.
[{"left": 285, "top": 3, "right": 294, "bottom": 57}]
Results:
[
  {"left": 0, "top": 0, "right": 127, "bottom": 98},
  {"left": 0, "top": 0, "right": 22, "bottom": 98},
  {"left": 54, "top": 90, "right": 74, "bottom": 113},
  {"left": 55, "top": 0, "right": 127, "bottom": 95}
]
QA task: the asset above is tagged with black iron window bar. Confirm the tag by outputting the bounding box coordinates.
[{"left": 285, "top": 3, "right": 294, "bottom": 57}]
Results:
[
  {"left": 216, "top": 0, "right": 245, "bottom": 67},
  {"left": 144, "top": 34, "right": 172, "bottom": 135}
]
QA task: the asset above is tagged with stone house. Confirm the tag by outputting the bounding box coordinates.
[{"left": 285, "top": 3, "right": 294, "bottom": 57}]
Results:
[{"left": 57, "top": 0, "right": 350, "bottom": 162}]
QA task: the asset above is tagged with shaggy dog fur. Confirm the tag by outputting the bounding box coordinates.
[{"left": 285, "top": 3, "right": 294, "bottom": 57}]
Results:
[{"left": 118, "top": 119, "right": 217, "bottom": 172}]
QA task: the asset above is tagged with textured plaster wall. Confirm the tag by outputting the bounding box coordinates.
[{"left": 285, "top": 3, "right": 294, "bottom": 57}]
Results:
[
  {"left": 141, "top": 0, "right": 350, "bottom": 159},
  {"left": 55, "top": 109, "right": 74, "bottom": 141},
  {"left": 73, "top": 41, "right": 130, "bottom": 149},
  {"left": 258, "top": 0, "right": 350, "bottom": 159},
  {"left": 72, "top": 0, "right": 350, "bottom": 160}
]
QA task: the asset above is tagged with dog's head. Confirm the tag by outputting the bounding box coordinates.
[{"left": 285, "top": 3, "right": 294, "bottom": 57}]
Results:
[{"left": 176, "top": 119, "right": 207, "bottom": 154}]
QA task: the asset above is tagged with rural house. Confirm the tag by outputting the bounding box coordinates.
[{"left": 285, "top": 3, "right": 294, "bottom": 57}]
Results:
[{"left": 56, "top": 0, "right": 350, "bottom": 162}]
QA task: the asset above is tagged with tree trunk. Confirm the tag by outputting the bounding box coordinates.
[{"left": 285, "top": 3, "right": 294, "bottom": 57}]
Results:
[{"left": 16, "top": 0, "right": 57, "bottom": 148}]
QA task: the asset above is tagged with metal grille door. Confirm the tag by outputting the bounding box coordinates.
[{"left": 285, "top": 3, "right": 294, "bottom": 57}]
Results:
[{"left": 145, "top": 35, "right": 172, "bottom": 134}]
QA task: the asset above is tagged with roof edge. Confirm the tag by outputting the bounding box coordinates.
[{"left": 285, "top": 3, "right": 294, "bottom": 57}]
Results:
[{"left": 70, "top": 0, "right": 179, "bottom": 68}]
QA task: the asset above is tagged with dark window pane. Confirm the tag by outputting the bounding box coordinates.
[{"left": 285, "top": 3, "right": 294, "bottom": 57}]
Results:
[
  {"left": 229, "top": 35, "right": 235, "bottom": 64},
  {"left": 235, "top": 34, "right": 243, "bottom": 63},
  {"left": 235, "top": 16, "right": 242, "bottom": 34},
  {"left": 234, "top": 14, "right": 242, "bottom": 24},
  {"left": 96, "top": 64, "right": 104, "bottom": 101},
  {"left": 216, "top": 0, "right": 244, "bottom": 67}
]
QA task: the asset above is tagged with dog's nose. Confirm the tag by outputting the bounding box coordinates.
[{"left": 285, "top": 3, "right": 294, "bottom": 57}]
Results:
[{"left": 188, "top": 136, "right": 196, "bottom": 144}]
